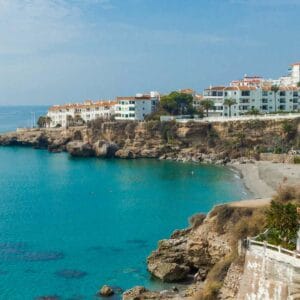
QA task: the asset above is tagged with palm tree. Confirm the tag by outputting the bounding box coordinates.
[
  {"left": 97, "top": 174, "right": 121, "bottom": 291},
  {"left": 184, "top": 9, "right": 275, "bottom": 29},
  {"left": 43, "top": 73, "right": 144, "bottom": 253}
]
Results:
[
  {"left": 271, "top": 85, "right": 279, "bottom": 113},
  {"left": 223, "top": 98, "right": 236, "bottom": 117},
  {"left": 45, "top": 116, "right": 51, "bottom": 128},
  {"left": 201, "top": 99, "right": 214, "bottom": 117},
  {"left": 37, "top": 116, "right": 46, "bottom": 128}
]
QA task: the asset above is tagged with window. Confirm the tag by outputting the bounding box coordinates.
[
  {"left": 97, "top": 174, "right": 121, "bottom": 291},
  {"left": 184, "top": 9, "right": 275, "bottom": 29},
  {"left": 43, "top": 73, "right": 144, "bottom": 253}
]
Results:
[
  {"left": 240, "top": 99, "right": 250, "bottom": 104},
  {"left": 129, "top": 107, "right": 135, "bottom": 111},
  {"left": 241, "top": 91, "right": 250, "bottom": 96},
  {"left": 262, "top": 91, "right": 268, "bottom": 96},
  {"left": 279, "top": 91, "right": 286, "bottom": 96}
]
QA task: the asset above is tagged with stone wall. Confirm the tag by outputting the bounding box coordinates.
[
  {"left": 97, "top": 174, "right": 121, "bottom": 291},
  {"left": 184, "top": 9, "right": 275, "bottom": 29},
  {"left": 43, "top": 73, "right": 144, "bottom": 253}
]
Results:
[{"left": 237, "top": 244, "right": 300, "bottom": 300}]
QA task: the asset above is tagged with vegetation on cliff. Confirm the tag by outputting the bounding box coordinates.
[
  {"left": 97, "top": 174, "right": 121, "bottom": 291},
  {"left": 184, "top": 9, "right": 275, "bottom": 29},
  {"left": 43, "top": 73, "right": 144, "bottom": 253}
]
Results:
[
  {"left": 256, "top": 185, "right": 300, "bottom": 250},
  {"left": 146, "top": 91, "right": 197, "bottom": 120},
  {"left": 195, "top": 185, "right": 300, "bottom": 299},
  {"left": 144, "top": 185, "right": 300, "bottom": 300}
]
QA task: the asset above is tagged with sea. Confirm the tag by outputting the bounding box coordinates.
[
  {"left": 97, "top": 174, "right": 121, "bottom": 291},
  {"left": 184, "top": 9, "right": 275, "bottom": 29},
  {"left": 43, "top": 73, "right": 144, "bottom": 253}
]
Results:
[{"left": 0, "top": 106, "right": 248, "bottom": 299}]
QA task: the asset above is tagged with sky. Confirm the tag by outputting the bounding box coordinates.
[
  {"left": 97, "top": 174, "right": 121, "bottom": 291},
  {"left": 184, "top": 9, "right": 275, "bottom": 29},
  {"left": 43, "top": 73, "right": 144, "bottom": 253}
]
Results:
[{"left": 0, "top": 0, "right": 299, "bottom": 105}]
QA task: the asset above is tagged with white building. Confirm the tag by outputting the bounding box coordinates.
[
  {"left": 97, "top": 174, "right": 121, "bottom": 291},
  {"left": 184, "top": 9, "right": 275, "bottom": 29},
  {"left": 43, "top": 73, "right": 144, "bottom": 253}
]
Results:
[
  {"left": 203, "top": 85, "right": 300, "bottom": 116},
  {"left": 47, "top": 100, "right": 116, "bottom": 127},
  {"left": 201, "top": 61, "right": 300, "bottom": 116},
  {"left": 114, "top": 91, "right": 160, "bottom": 121},
  {"left": 289, "top": 62, "right": 300, "bottom": 85},
  {"left": 230, "top": 75, "right": 264, "bottom": 88}
]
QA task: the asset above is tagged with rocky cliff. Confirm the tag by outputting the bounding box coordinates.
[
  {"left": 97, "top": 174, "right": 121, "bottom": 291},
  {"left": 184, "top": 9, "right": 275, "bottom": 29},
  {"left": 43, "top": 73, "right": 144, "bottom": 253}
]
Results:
[
  {"left": 1, "top": 117, "right": 299, "bottom": 163},
  {"left": 123, "top": 204, "right": 266, "bottom": 300}
]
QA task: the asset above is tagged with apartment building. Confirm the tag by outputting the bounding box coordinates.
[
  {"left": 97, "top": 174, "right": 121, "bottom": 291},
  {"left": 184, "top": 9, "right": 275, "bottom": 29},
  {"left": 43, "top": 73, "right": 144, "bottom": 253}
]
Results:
[
  {"left": 47, "top": 100, "right": 116, "bottom": 127},
  {"left": 203, "top": 85, "right": 300, "bottom": 116},
  {"left": 114, "top": 91, "right": 160, "bottom": 121}
]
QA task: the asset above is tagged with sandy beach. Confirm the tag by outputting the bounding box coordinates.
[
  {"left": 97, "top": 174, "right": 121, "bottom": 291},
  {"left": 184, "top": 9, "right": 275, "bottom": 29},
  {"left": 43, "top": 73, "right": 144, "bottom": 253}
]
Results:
[{"left": 229, "top": 161, "right": 300, "bottom": 207}]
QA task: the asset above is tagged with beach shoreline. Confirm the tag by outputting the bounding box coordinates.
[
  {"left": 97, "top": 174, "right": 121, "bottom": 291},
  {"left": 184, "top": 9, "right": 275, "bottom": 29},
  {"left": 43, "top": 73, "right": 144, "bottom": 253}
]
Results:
[{"left": 228, "top": 160, "right": 300, "bottom": 206}]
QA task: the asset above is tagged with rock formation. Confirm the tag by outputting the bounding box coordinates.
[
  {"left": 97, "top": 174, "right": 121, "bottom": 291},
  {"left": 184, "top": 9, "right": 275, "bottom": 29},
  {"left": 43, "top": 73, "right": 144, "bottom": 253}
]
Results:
[
  {"left": 124, "top": 204, "right": 266, "bottom": 299},
  {"left": 0, "top": 117, "right": 299, "bottom": 163}
]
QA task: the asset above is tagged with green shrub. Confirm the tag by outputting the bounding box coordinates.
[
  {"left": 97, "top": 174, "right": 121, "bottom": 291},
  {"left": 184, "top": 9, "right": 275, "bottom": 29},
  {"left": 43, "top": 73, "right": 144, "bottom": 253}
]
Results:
[{"left": 266, "top": 200, "right": 298, "bottom": 249}]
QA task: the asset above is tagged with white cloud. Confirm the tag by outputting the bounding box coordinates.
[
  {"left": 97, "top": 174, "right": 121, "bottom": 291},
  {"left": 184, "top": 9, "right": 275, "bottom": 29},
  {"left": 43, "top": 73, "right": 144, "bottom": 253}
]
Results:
[{"left": 0, "top": 0, "right": 83, "bottom": 54}]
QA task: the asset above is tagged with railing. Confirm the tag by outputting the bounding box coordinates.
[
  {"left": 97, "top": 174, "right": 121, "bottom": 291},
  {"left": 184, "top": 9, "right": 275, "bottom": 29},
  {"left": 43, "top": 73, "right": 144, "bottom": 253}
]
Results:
[
  {"left": 175, "top": 113, "right": 300, "bottom": 123},
  {"left": 247, "top": 238, "right": 300, "bottom": 259}
]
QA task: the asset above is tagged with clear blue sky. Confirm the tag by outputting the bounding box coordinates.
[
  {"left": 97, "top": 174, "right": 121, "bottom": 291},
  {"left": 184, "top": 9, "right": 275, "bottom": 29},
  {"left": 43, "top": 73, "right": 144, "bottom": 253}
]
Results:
[{"left": 0, "top": 0, "right": 299, "bottom": 105}]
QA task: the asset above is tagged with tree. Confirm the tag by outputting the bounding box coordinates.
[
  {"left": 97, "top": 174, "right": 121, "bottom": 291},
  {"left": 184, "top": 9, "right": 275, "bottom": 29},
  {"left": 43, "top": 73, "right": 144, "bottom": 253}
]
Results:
[
  {"left": 223, "top": 98, "right": 236, "bottom": 117},
  {"left": 297, "top": 82, "right": 300, "bottom": 87},
  {"left": 160, "top": 92, "right": 195, "bottom": 115},
  {"left": 66, "top": 115, "right": 74, "bottom": 128},
  {"left": 201, "top": 99, "right": 214, "bottom": 117},
  {"left": 271, "top": 85, "right": 279, "bottom": 113},
  {"left": 245, "top": 108, "right": 260, "bottom": 115},
  {"left": 74, "top": 115, "right": 85, "bottom": 126},
  {"left": 266, "top": 200, "right": 298, "bottom": 249},
  {"left": 37, "top": 116, "right": 51, "bottom": 128}
]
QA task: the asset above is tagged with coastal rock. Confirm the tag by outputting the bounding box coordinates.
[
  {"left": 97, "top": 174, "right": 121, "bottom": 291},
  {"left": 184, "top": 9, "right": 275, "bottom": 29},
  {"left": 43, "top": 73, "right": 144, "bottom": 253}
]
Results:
[
  {"left": 148, "top": 261, "right": 190, "bottom": 282},
  {"left": 115, "top": 149, "right": 135, "bottom": 159},
  {"left": 98, "top": 285, "right": 114, "bottom": 297},
  {"left": 147, "top": 237, "right": 191, "bottom": 282},
  {"left": 122, "top": 286, "right": 176, "bottom": 300},
  {"left": 66, "top": 141, "right": 94, "bottom": 157},
  {"left": 1, "top": 118, "right": 299, "bottom": 165},
  {"left": 94, "top": 140, "right": 118, "bottom": 158},
  {"left": 147, "top": 208, "right": 234, "bottom": 284}
]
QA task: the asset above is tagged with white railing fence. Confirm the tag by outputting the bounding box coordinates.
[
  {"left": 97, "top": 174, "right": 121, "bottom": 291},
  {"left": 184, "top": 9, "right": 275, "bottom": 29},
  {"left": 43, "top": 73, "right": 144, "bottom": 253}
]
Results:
[
  {"left": 173, "top": 113, "right": 300, "bottom": 123},
  {"left": 247, "top": 238, "right": 300, "bottom": 259}
]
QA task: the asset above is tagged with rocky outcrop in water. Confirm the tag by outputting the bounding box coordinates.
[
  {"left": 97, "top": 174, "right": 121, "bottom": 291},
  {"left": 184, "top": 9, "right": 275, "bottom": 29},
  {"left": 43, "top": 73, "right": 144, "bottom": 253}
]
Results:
[
  {"left": 123, "top": 204, "right": 266, "bottom": 300},
  {"left": 98, "top": 285, "right": 114, "bottom": 297},
  {"left": 147, "top": 211, "right": 232, "bottom": 283}
]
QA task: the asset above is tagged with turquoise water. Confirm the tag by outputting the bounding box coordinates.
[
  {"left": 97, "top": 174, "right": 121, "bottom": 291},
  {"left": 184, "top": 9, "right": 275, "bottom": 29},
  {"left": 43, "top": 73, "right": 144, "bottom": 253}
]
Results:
[
  {"left": 0, "top": 107, "right": 248, "bottom": 299},
  {"left": 0, "top": 147, "right": 248, "bottom": 299}
]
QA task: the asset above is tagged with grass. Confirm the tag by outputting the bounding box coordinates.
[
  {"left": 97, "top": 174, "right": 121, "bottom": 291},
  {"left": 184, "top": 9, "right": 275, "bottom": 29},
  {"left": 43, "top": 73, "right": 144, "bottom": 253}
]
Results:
[{"left": 273, "top": 184, "right": 300, "bottom": 203}]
